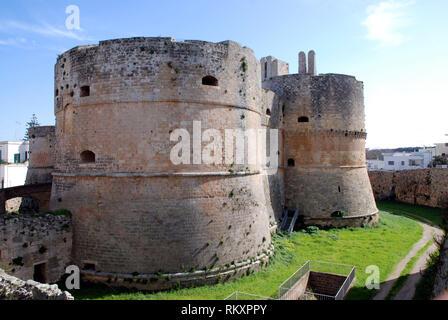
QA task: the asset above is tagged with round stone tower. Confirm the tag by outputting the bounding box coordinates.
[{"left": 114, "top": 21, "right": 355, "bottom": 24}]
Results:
[
  {"left": 50, "top": 37, "right": 272, "bottom": 288},
  {"left": 263, "top": 73, "right": 378, "bottom": 227}
]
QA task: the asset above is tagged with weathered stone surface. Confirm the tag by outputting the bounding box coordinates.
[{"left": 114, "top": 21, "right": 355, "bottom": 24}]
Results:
[
  {"left": 0, "top": 268, "right": 73, "bottom": 300},
  {"left": 50, "top": 37, "right": 272, "bottom": 284},
  {"left": 4, "top": 37, "right": 378, "bottom": 290},
  {"left": 0, "top": 213, "right": 72, "bottom": 283},
  {"left": 307, "top": 50, "right": 316, "bottom": 76},
  {"left": 433, "top": 236, "right": 448, "bottom": 298},
  {"left": 298, "top": 51, "right": 307, "bottom": 74},
  {"left": 369, "top": 169, "right": 448, "bottom": 208},
  {"left": 263, "top": 73, "right": 378, "bottom": 226},
  {"left": 26, "top": 126, "right": 55, "bottom": 185}
]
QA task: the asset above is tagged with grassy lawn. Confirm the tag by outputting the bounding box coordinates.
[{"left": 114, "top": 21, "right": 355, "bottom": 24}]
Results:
[
  {"left": 385, "top": 238, "right": 433, "bottom": 300},
  {"left": 71, "top": 210, "right": 422, "bottom": 300},
  {"left": 376, "top": 200, "right": 445, "bottom": 228}
]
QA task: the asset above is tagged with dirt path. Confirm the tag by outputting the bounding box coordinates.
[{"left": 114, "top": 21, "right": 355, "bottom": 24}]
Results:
[
  {"left": 393, "top": 224, "right": 443, "bottom": 300},
  {"left": 373, "top": 221, "right": 443, "bottom": 300}
]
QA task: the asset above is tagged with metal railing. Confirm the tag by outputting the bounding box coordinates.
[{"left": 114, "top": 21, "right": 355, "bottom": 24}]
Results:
[
  {"left": 278, "top": 260, "right": 355, "bottom": 300},
  {"left": 309, "top": 260, "right": 354, "bottom": 276},
  {"left": 300, "top": 290, "right": 335, "bottom": 300},
  {"left": 225, "top": 261, "right": 356, "bottom": 301},
  {"left": 335, "top": 266, "right": 356, "bottom": 300},
  {"left": 278, "top": 261, "right": 310, "bottom": 299},
  {"left": 224, "top": 291, "right": 274, "bottom": 300}
]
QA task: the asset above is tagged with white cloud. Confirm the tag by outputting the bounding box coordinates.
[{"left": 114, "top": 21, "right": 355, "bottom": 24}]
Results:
[
  {"left": 363, "top": 0, "right": 414, "bottom": 46},
  {"left": 0, "top": 20, "right": 92, "bottom": 41},
  {"left": 0, "top": 37, "right": 28, "bottom": 47}
]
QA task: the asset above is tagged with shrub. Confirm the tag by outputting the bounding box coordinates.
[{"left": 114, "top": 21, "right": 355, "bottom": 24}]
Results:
[
  {"left": 331, "top": 210, "right": 346, "bottom": 218},
  {"left": 305, "top": 226, "right": 320, "bottom": 234}
]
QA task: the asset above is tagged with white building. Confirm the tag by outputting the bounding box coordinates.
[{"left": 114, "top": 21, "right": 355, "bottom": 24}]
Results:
[
  {"left": 0, "top": 141, "right": 29, "bottom": 188},
  {"left": 366, "top": 159, "right": 386, "bottom": 171},
  {"left": 367, "top": 151, "right": 433, "bottom": 171},
  {"left": 418, "top": 146, "right": 436, "bottom": 158},
  {"left": 434, "top": 143, "right": 448, "bottom": 157}
]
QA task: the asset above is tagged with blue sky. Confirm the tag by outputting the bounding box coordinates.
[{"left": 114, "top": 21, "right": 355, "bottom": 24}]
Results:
[{"left": 0, "top": 0, "right": 447, "bottom": 148}]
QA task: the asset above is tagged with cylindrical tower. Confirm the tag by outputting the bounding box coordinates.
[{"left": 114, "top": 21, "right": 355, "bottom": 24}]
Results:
[
  {"left": 50, "top": 37, "right": 272, "bottom": 289},
  {"left": 263, "top": 73, "right": 378, "bottom": 227},
  {"left": 26, "top": 126, "right": 55, "bottom": 185}
]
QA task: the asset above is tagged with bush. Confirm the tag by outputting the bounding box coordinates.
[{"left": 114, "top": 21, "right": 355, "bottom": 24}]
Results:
[
  {"left": 305, "top": 226, "right": 320, "bottom": 234},
  {"left": 331, "top": 210, "right": 346, "bottom": 218}
]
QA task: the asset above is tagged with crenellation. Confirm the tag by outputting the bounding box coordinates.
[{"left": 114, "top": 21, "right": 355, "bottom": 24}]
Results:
[
  {"left": 308, "top": 50, "right": 317, "bottom": 76},
  {"left": 298, "top": 51, "right": 307, "bottom": 74}
]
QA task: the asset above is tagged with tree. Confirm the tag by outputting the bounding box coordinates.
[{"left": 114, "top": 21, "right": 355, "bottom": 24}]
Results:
[
  {"left": 23, "top": 114, "right": 40, "bottom": 141},
  {"left": 432, "top": 155, "right": 448, "bottom": 167}
]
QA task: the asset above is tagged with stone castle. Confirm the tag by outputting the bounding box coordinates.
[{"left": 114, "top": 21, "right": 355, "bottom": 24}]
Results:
[{"left": 1, "top": 37, "right": 377, "bottom": 290}]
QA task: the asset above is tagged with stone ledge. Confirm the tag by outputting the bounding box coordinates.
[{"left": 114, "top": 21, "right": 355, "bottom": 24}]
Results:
[
  {"left": 303, "top": 211, "right": 380, "bottom": 228},
  {"left": 52, "top": 170, "right": 261, "bottom": 178},
  {"left": 81, "top": 250, "right": 273, "bottom": 291}
]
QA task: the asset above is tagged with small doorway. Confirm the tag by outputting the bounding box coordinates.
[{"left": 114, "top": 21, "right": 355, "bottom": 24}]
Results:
[{"left": 33, "top": 262, "right": 47, "bottom": 283}]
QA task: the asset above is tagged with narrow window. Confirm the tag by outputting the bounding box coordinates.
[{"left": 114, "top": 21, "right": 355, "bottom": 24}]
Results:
[
  {"left": 266, "top": 108, "right": 271, "bottom": 116},
  {"left": 55, "top": 89, "right": 59, "bottom": 97},
  {"left": 14, "top": 153, "right": 20, "bottom": 163},
  {"left": 33, "top": 263, "right": 47, "bottom": 283},
  {"left": 80, "top": 86, "right": 90, "bottom": 97},
  {"left": 80, "top": 150, "right": 95, "bottom": 163},
  {"left": 202, "top": 76, "right": 218, "bottom": 86},
  {"left": 84, "top": 263, "right": 96, "bottom": 271},
  {"left": 298, "top": 116, "right": 309, "bottom": 123},
  {"left": 264, "top": 62, "right": 268, "bottom": 79},
  {"left": 338, "top": 186, "right": 341, "bottom": 192},
  {"left": 287, "top": 159, "right": 295, "bottom": 167}
]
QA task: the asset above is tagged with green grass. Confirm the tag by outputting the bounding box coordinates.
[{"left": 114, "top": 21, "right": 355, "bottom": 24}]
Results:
[
  {"left": 377, "top": 200, "right": 445, "bottom": 228},
  {"left": 70, "top": 211, "right": 422, "bottom": 300},
  {"left": 385, "top": 238, "right": 433, "bottom": 300}
]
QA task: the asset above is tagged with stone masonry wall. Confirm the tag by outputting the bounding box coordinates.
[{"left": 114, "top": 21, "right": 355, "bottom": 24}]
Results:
[
  {"left": 0, "top": 213, "right": 72, "bottom": 283},
  {"left": 50, "top": 37, "right": 272, "bottom": 287},
  {"left": 263, "top": 73, "right": 378, "bottom": 226},
  {"left": 308, "top": 271, "right": 347, "bottom": 296},
  {"left": 369, "top": 169, "right": 448, "bottom": 208},
  {"left": 26, "top": 126, "right": 55, "bottom": 185}
]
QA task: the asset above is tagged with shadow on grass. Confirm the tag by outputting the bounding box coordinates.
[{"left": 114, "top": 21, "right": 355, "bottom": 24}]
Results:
[
  {"left": 348, "top": 273, "right": 422, "bottom": 300},
  {"left": 65, "top": 272, "right": 432, "bottom": 301}
]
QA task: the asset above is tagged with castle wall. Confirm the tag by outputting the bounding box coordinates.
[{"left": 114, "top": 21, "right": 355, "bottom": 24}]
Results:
[
  {"left": 260, "top": 56, "right": 289, "bottom": 81},
  {"left": 0, "top": 213, "right": 72, "bottom": 283},
  {"left": 263, "top": 73, "right": 378, "bottom": 226},
  {"left": 369, "top": 169, "right": 448, "bottom": 208},
  {"left": 261, "top": 88, "right": 284, "bottom": 224},
  {"left": 26, "top": 126, "right": 55, "bottom": 185},
  {"left": 50, "top": 38, "right": 273, "bottom": 285}
]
